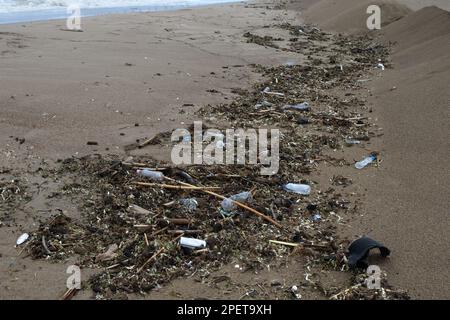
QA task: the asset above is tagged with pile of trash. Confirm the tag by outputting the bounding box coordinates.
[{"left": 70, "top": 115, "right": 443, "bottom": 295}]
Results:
[{"left": 23, "top": 23, "right": 407, "bottom": 299}]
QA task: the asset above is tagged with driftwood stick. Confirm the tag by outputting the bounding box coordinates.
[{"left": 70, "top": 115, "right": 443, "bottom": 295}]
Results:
[
  {"left": 137, "top": 247, "right": 165, "bottom": 273},
  {"left": 167, "top": 230, "right": 202, "bottom": 235},
  {"left": 137, "top": 233, "right": 184, "bottom": 273},
  {"left": 167, "top": 218, "right": 191, "bottom": 225},
  {"left": 164, "top": 177, "right": 282, "bottom": 228},
  {"left": 133, "top": 182, "right": 219, "bottom": 190},
  {"left": 138, "top": 135, "right": 158, "bottom": 148},
  {"left": 61, "top": 288, "right": 78, "bottom": 300}
]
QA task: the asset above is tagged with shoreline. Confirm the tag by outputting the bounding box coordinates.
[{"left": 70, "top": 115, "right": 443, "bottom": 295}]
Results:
[
  {"left": 0, "top": 0, "right": 449, "bottom": 299},
  {"left": 0, "top": 1, "right": 242, "bottom": 25}
]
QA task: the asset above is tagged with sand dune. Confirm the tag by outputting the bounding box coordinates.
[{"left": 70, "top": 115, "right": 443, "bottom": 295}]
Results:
[
  {"left": 301, "top": 0, "right": 411, "bottom": 33},
  {"left": 382, "top": 6, "right": 450, "bottom": 67},
  {"left": 299, "top": 1, "right": 450, "bottom": 299}
]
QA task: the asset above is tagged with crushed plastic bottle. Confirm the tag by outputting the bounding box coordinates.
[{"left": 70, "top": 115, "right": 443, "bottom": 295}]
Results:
[
  {"left": 355, "top": 154, "right": 377, "bottom": 169},
  {"left": 262, "top": 86, "right": 285, "bottom": 96},
  {"left": 283, "top": 183, "right": 311, "bottom": 195},
  {"left": 136, "top": 169, "right": 165, "bottom": 181},
  {"left": 221, "top": 191, "right": 253, "bottom": 212},
  {"left": 282, "top": 102, "right": 310, "bottom": 111},
  {"left": 345, "top": 138, "right": 361, "bottom": 146},
  {"left": 180, "top": 237, "right": 206, "bottom": 250},
  {"left": 255, "top": 100, "right": 273, "bottom": 109},
  {"left": 179, "top": 198, "right": 198, "bottom": 212}
]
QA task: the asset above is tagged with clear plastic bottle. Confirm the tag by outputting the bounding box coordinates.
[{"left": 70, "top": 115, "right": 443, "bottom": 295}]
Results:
[
  {"left": 345, "top": 138, "right": 361, "bottom": 146},
  {"left": 283, "top": 102, "right": 310, "bottom": 111},
  {"left": 179, "top": 198, "right": 198, "bottom": 212},
  {"left": 355, "top": 155, "right": 377, "bottom": 169},
  {"left": 136, "top": 169, "right": 165, "bottom": 181},
  {"left": 221, "top": 191, "right": 253, "bottom": 211},
  {"left": 283, "top": 183, "right": 311, "bottom": 195}
]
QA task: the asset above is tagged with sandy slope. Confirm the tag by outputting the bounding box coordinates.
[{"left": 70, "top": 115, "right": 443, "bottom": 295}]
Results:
[
  {"left": 300, "top": 0, "right": 450, "bottom": 299},
  {"left": 355, "top": 6, "right": 450, "bottom": 300}
]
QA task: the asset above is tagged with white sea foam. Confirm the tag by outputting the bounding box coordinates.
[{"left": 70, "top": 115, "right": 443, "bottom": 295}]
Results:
[{"left": 0, "top": 0, "right": 236, "bottom": 13}]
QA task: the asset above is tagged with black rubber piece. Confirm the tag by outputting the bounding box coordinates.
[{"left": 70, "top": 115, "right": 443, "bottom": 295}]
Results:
[{"left": 347, "top": 236, "right": 390, "bottom": 269}]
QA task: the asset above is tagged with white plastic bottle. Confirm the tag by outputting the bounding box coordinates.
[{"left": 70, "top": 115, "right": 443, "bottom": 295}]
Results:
[
  {"left": 283, "top": 183, "right": 311, "bottom": 195},
  {"left": 136, "top": 169, "right": 165, "bottom": 181},
  {"left": 180, "top": 237, "right": 206, "bottom": 249},
  {"left": 355, "top": 155, "right": 376, "bottom": 169}
]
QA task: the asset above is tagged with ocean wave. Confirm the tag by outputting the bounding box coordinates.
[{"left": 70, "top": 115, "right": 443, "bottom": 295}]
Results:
[{"left": 0, "top": 0, "right": 235, "bottom": 13}]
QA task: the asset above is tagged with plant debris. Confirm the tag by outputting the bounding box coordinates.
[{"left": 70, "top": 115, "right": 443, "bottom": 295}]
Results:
[{"left": 23, "top": 22, "right": 407, "bottom": 300}]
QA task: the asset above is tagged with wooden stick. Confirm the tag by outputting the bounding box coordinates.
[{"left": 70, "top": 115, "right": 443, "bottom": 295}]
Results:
[
  {"left": 133, "top": 182, "right": 220, "bottom": 190},
  {"left": 61, "top": 288, "right": 77, "bottom": 300},
  {"left": 137, "top": 247, "right": 165, "bottom": 273},
  {"left": 134, "top": 224, "right": 152, "bottom": 232},
  {"left": 193, "top": 248, "right": 209, "bottom": 255},
  {"left": 164, "top": 177, "right": 282, "bottom": 228},
  {"left": 138, "top": 135, "right": 157, "bottom": 148},
  {"left": 167, "top": 218, "right": 191, "bottom": 225},
  {"left": 137, "top": 233, "right": 184, "bottom": 273},
  {"left": 167, "top": 230, "right": 202, "bottom": 235},
  {"left": 269, "top": 240, "right": 300, "bottom": 247},
  {"left": 149, "top": 226, "right": 168, "bottom": 237},
  {"left": 270, "top": 239, "right": 330, "bottom": 249}
]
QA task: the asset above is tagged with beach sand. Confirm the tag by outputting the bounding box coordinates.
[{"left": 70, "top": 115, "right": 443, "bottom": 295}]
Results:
[
  {"left": 301, "top": 0, "right": 450, "bottom": 299},
  {"left": 0, "top": 0, "right": 448, "bottom": 299}
]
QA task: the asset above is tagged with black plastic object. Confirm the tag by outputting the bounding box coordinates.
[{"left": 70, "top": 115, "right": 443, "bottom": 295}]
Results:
[{"left": 347, "top": 236, "right": 390, "bottom": 269}]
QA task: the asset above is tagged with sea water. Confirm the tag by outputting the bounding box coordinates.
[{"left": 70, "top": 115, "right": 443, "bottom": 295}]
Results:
[{"left": 0, "top": 0, "right": 239, "bottom": 24}]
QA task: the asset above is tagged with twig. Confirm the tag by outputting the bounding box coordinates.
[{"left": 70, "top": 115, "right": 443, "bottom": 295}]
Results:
[
  {"left": 61, "top": 288, "right": 78, "bottom": 300},
  {"left": 193, "top": 248, "right": 209, "bottom": 255},
  {"left": 270, "top": 239, "right": 330, "bottom": 249},
  {"left": 149, "top": 226, "right": 169, "bottom": 237},
  {"left": 138, "top": 135, "right": 158, "bottom": 148},
  {"left": 269, "top": 240, "right": 300, "bottom": 247},
  {"left": 166, "top": 218, "right": 191, "bottom": 225},
  {"left": 137, "top": 247, "right": 165, "bottom": 273},
  {"left": 329, "top": 284, "right": 362, "bottom": 300}
]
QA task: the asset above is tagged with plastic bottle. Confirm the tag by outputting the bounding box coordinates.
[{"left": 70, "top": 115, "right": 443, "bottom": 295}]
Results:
[
  {"left": 355, "top": 154, "right": 376, "bottom": 169},
  {"left": 221, "top": 191, "right": 253, "bottom": 211},
  {"left": 283, "top": 183, "right": 311, "bottom": 195},
  {"left": 180, "top": 237, "right": 206, "bottom": 249},
  {"left": 179, "top": 198, "right": 198, "bottom": 212},
  {"left": 345, "top": 138, "right": 361, "bottom": 146},
  {"left": 136, "top": 169, "right": 165, "bottom": 181},
  {"left": 283, "top": 102, "right": 310, "bottom": 111}
]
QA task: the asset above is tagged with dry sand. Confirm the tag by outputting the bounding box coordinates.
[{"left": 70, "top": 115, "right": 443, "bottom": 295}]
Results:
[
  {"left": 301, "top": 0, "right": 450, "bottom": 299},
  {"left": 0, "top": 0, "right": 449, "bottom": 299}
]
